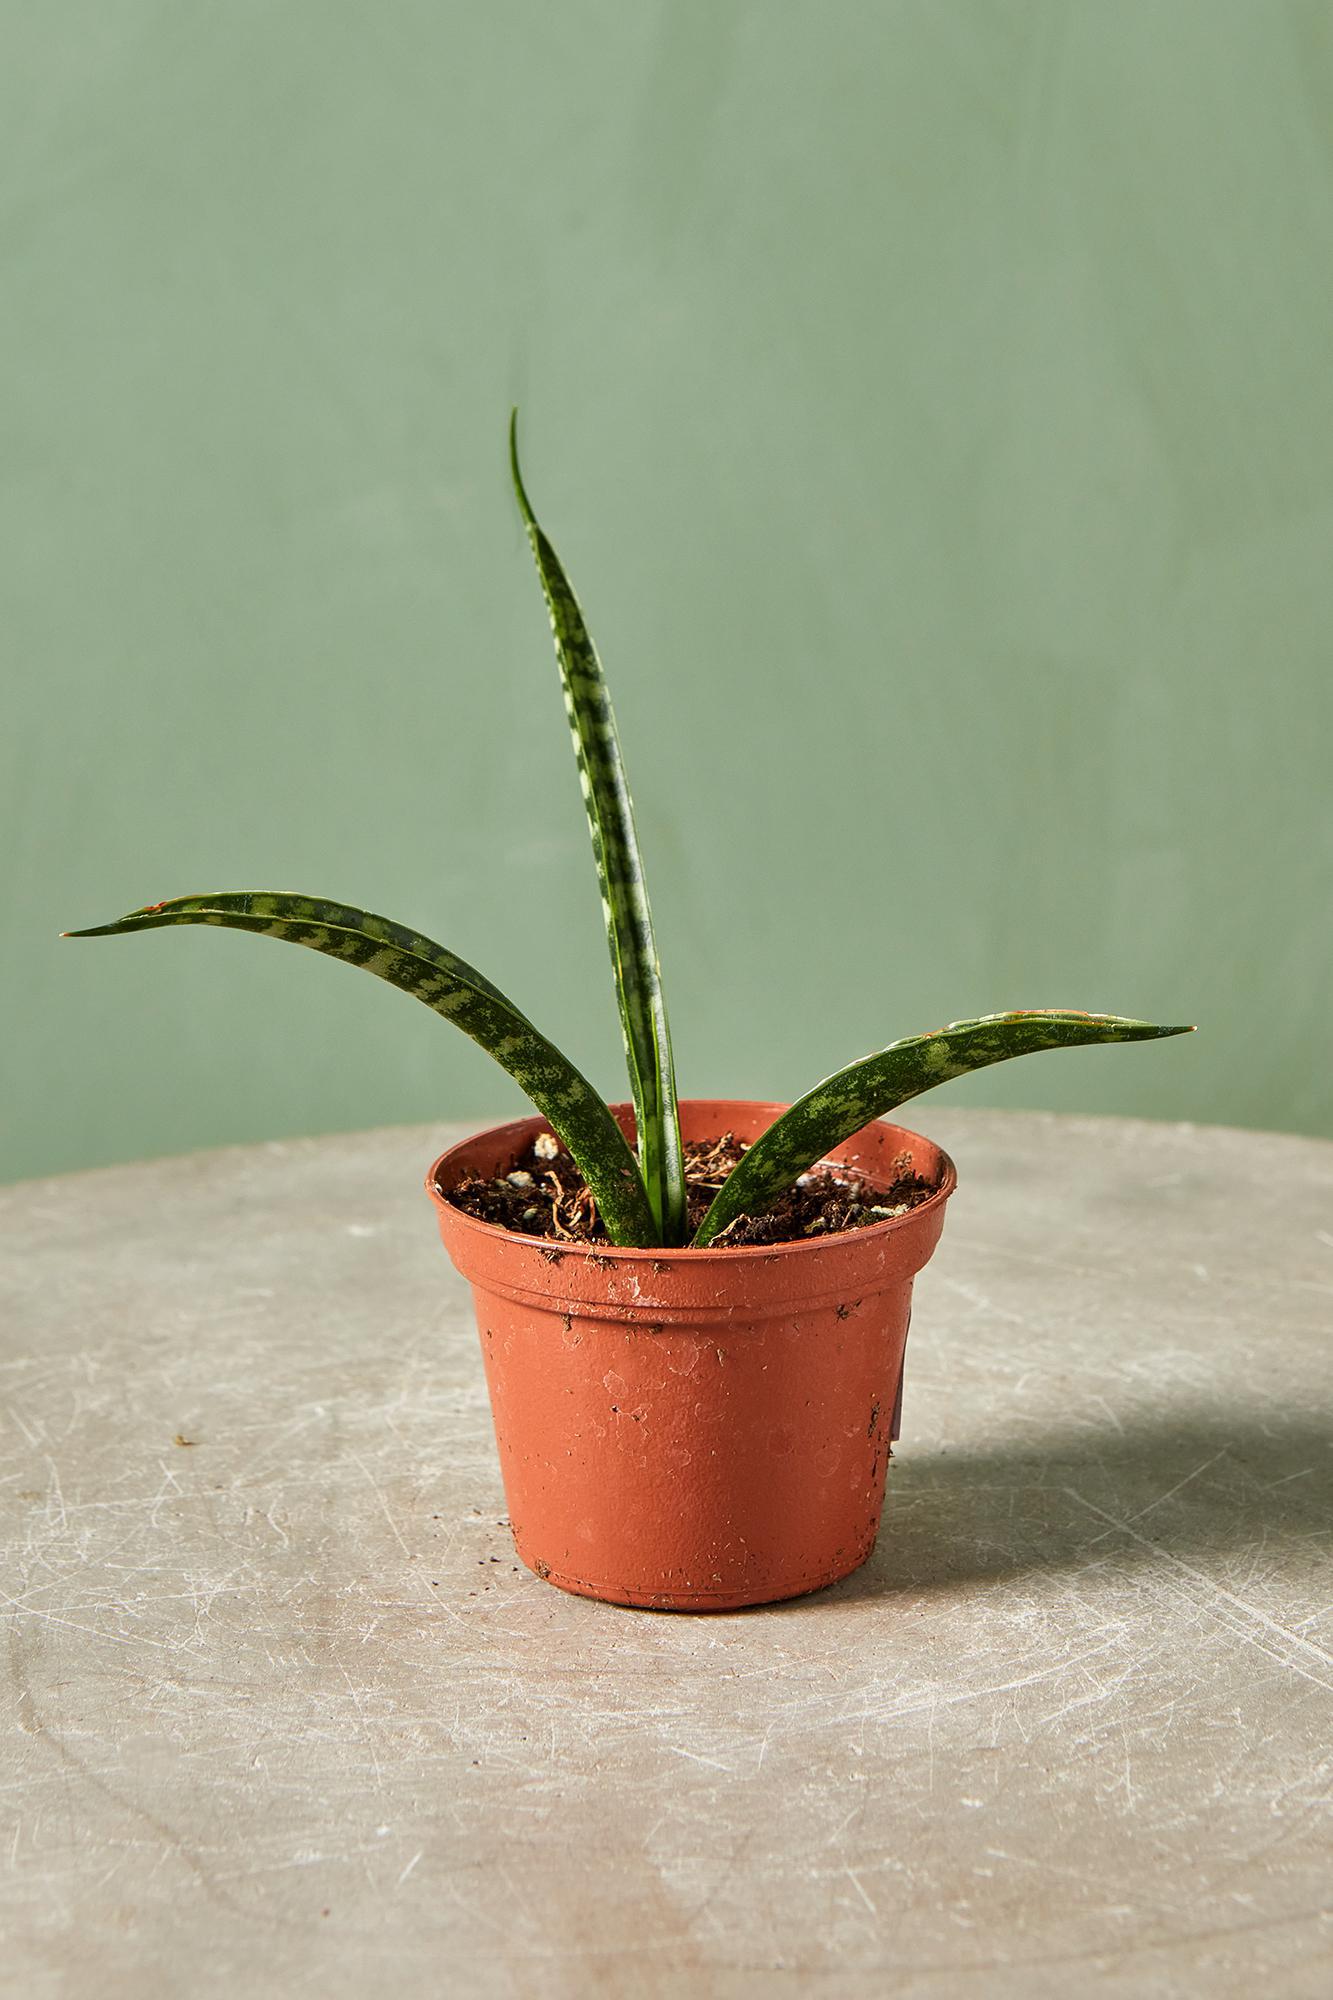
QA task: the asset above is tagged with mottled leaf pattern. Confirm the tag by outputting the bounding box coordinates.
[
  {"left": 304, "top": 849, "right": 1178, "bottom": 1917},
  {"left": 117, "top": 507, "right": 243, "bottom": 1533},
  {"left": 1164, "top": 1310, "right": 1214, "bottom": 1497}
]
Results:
[
  {"left": 66, "top": 427, "right": 1195, "bottom": 1255},
  {"left": 509, "top": 412, "right": 687, "bottom": 1246},
  {"left": 65, "top": 892, "right": 657, "bottom": 1246},
  {"left": 692, "top": 1011, "right": 1195, "bottom": 1246}
]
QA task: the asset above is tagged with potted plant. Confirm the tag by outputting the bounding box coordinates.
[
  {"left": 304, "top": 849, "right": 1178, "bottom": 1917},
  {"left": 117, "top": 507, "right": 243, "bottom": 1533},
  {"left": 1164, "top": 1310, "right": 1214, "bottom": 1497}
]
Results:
[{"left": 67, "top": 415, "right": 1192, "bottom": 1611}]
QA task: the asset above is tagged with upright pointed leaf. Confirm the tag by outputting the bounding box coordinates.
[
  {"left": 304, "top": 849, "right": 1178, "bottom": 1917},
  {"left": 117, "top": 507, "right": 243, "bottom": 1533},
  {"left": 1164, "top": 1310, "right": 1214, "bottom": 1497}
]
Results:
[
  {"left": 693, "top": 1011, "right": 1195, "bottom": 1246},
  {"left": 65, "top": 891, "right": 657, "bottom": 1246},
  {"left": 509, "top": 412, "right": 687, "bottom": 1246}
]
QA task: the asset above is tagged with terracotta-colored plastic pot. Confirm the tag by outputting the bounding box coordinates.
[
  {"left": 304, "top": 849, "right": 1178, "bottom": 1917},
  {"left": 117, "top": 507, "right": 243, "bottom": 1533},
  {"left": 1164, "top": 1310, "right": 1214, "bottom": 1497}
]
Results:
[{"left": 426, "top": 1100, "right": 955, "bottom": 1612}]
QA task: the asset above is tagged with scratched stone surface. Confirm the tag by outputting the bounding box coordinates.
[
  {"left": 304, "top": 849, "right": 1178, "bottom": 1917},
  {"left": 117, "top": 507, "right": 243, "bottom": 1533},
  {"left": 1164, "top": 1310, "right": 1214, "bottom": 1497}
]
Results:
[{"left": 1, "top": 1111, "right": 1330, "bottom": 1999}]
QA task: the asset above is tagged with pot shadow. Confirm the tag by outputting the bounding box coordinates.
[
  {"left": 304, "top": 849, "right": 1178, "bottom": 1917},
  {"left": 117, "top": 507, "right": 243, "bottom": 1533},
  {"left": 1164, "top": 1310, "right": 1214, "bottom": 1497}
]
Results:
[{"left": 818, "top": 1406, "right": 1333, "bottom": 1607}]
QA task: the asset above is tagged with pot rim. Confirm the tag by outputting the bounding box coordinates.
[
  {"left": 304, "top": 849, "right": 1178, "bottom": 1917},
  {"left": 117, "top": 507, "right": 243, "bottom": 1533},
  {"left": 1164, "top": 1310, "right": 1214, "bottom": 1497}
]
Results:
[{"left": 425, "top": 1099, "right": 957, "bottom": 1266}]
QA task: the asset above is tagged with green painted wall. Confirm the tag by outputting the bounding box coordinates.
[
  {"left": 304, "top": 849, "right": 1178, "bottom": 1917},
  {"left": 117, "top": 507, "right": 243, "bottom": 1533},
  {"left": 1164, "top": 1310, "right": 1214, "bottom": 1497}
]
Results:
[{"left": 3, "top": 1, "right": 1330, "bottom": 1183}]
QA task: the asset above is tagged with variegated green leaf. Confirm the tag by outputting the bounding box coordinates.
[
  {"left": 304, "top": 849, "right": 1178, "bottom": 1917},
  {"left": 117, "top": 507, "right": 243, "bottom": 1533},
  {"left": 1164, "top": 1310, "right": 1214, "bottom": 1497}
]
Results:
[
  {"left": 509, "top": 412, "right": 687, "bottom": 1246},
  {"left": 692, "top": 1011, "right": 1195, "bottom": 1246},
  {"left": 65, "top": 891, "right": 657, "bottom": 1247}
]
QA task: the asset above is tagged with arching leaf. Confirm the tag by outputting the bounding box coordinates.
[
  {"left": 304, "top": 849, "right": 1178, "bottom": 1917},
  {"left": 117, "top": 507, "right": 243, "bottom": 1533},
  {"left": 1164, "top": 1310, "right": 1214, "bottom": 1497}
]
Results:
[
  {"left": 65, "top": 891, "right": 657, "bottom": 1246},
  {"left": 693, "top": 1011, "right": 1195, "bottom": 1246}
]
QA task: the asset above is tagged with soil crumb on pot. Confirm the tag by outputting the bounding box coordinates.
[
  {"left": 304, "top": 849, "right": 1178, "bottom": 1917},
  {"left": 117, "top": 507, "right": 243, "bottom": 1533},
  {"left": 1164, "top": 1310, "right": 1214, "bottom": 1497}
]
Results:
[{"left": 441, "top": 1131, "right": 938, "bottom": 1247}]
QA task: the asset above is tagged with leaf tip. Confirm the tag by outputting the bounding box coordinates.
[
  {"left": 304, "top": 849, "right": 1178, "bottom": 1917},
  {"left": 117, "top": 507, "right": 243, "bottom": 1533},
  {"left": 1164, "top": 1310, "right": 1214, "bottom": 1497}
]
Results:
[{"left": 508, "top": 407, "right": 535, "bottom": 526}]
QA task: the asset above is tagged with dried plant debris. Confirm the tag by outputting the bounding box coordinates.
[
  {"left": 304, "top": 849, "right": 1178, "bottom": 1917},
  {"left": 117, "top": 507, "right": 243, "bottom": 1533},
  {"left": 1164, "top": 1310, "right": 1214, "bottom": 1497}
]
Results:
[{"left": 443, "top": 1133, "right": 937, "bottom": 1248}]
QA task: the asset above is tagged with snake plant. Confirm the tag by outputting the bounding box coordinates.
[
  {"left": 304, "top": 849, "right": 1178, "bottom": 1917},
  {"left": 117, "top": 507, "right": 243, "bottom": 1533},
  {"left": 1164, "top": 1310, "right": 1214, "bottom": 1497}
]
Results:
[{"left": 67, "top": 414, "right": 1192, "bottom": 1248}]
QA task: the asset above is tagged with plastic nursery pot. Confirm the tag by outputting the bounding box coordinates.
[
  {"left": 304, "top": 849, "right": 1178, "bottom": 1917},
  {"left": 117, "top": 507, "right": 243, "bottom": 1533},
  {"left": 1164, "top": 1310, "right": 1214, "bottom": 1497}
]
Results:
[{"left": 426, "top": 1100, "right": 956, "bottom": 1613}]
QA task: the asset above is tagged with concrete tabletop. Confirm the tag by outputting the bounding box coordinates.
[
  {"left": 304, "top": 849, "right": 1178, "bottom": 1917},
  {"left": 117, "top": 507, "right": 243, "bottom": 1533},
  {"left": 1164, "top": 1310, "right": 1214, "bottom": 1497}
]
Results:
[{"left": 1, "top": 1111, "right": 1330, "bottom": 1998}]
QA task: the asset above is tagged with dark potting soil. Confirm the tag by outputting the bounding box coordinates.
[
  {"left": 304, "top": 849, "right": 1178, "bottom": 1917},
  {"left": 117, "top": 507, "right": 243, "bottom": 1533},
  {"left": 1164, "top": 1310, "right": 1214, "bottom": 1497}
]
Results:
[{"left": 441, "top": 1131, "right": 938, "bottom": 1248}]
